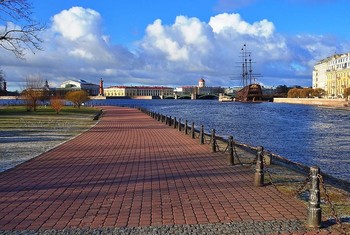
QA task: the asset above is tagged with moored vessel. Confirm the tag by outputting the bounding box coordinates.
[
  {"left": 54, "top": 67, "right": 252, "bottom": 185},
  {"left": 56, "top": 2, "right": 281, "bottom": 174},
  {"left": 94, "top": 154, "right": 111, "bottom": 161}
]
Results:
[{"left": 235, "top": 44, "right": 263, "bottom": 102}]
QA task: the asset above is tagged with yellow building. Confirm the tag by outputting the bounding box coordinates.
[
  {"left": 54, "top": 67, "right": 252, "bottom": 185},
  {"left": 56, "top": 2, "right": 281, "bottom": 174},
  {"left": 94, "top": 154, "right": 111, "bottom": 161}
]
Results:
[
  {"left": 104, "top": 86, "right": 174, "bottom": 98},
  {"left": 326, "top": 68, "right": 350, "bottom": 98},
  {"left": 325, "top": 53, "right": 350, "bottom": 98},
  {"left": 314, "top": 53, "right": 350, "bottom": 98}
]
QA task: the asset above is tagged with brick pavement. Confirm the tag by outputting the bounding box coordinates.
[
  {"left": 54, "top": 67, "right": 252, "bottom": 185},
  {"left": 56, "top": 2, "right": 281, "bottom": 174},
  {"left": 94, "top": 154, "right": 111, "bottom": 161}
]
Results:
[{"left": 0, "top": 106, "right": 307, "bottom": 232}]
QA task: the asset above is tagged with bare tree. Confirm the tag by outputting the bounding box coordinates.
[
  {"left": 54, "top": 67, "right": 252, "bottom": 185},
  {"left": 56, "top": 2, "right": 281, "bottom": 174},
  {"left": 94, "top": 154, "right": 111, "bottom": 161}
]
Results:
[
  {"left": 0, "top": 0, "right": 45, "bottom": 58},
  {"left": 21, "top": 75, "right": 44, "bottom": 111}
]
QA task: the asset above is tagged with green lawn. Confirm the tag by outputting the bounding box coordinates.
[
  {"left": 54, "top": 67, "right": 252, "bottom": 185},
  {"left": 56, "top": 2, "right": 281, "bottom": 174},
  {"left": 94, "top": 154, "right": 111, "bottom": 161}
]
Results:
[
  {"left": 0, "top": 105, "right": 101, "bottom": 130},
  {"left": 0, "top": 105, "right": 100, "bottom": 116}
]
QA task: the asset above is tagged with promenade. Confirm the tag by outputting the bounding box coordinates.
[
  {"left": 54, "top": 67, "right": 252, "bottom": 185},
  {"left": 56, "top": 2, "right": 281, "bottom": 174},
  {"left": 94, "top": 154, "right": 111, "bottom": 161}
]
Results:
[{"left": 0, "top": 106, "right": 309, "bottom": 234}]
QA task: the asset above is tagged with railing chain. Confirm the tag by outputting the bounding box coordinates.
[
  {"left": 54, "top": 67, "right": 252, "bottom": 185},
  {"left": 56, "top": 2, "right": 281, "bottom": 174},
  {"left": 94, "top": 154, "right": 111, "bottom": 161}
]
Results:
[
  {"left": 317, "top": 174, "right": 346, "bottom": 234},
  {"left": 233, "top": 144, "right": 257, "bottom": 168}
]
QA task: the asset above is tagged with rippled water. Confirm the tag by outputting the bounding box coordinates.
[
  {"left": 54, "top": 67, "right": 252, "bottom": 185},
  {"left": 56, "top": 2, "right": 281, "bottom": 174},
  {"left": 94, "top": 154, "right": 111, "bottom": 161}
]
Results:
[{"left": 89, "top": 99, "right": 350, "bottom": 182}]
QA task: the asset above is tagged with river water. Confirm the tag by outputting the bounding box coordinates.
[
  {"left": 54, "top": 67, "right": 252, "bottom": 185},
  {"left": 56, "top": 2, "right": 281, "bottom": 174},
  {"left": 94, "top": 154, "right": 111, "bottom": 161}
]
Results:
[{"left": 88, "top": 99, "right": 350, "bottom": 182}]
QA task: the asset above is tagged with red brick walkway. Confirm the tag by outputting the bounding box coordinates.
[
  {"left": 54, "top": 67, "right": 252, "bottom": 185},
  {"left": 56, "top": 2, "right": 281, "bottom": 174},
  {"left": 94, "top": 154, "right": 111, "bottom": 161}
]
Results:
[{"left": 0, "top": 106, "right": 306, "bottom": 231}]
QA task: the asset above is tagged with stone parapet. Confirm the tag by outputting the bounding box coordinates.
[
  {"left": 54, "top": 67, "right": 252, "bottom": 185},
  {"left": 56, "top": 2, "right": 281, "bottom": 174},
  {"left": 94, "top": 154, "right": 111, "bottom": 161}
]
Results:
[{"left": 273, "top": 98, "right": 348, "bottom": 107}]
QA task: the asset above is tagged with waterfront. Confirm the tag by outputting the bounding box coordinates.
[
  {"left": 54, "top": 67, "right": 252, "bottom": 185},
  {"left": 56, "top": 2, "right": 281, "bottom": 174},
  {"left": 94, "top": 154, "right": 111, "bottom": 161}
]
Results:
[{"left": 88, "top": 99, "right": 350, "bottom": 182}]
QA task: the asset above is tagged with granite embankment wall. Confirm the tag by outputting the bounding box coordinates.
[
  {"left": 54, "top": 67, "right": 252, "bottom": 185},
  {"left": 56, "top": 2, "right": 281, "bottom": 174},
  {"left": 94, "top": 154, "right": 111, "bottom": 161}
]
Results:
[{"left": 273, "top": 98, "right": 349, "bottom": 107}]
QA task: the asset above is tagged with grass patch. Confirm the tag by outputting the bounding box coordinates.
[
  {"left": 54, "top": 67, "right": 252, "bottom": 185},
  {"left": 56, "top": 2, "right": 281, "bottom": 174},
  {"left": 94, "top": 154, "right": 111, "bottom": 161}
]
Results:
[
  {"left": 0, "top": 105, "right": 101, "bottom": 173},
  {"left": 0, "top": 105, "right": 101, "bottom": 130},
  {"left": 0, "top": 105, "right": 100, "bottom": 116}
]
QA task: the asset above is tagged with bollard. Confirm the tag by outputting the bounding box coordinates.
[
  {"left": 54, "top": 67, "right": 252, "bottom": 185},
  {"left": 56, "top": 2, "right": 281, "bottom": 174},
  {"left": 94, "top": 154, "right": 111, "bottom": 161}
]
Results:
[
  {"left": 254, "top": 146, "right": 264, "bottom": 187},
  {"left": 199, "top": 125, "right": 204, "bottom": 144},
  {"left": 307, "top": 166, "right": 322, "bottom": 228},
  {"left": 228, "top": 136, "right": 234, "bottom": 165},
  {"left": 174, "top": 117, "right": 177, "bottom": 129},
  {"left": 191, "top": 122, "right": 195, "bottom": 139},
  {"left": 185, "top": 120, "right": 188, "bottom": 135},
  {"left": 211, "top": 129, "right": 216, "bottom": 152},
  {"left": 169, "top": 116, "right": 172, "bottom": 126},
  {"left": 165, "top": 116, "right": 168, "bottom": 125},
  {"left": 178, "top": 118, "right": 182, "bottom": 131}
]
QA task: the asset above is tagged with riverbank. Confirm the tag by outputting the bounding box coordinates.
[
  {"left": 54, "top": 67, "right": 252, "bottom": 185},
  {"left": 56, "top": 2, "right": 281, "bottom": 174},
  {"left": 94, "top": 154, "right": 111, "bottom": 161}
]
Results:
[{"left": 273, "top": 97, "right": 350, "bottom": 108}]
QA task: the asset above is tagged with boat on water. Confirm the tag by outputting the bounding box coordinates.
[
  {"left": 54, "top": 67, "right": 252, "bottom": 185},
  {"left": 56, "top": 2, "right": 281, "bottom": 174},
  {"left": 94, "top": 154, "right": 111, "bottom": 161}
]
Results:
[
  {"left": 218, "top": 93, "right": 235, "bottom": 102},
  {"left": 236, "top": 44, "right": 263, "bottom": 102},
  {"left": 235, "top": 84, "right": 263, "bottom": 102}
]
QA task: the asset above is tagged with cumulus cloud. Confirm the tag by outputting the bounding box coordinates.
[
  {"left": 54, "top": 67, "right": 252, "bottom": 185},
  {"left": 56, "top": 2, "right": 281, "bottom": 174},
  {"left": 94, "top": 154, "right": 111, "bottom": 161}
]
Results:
[
  {"left": 52, "top": 7, "right": 101, "bottom": 41},
  {"left": 1, "top": 7, "right": 350, "bottom": 91},
  {"left": 209, "top": 13, "right": 274, "bottom": 38},
  {"left": 139, "top": 13, "right": 288, "bottom": 85},
  {"left": 141, "top": 16, "right": 212, "bottom": 64}
]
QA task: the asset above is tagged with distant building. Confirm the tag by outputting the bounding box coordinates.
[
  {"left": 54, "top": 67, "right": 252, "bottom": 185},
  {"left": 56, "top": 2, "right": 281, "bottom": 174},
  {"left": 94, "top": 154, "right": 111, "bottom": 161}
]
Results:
[
  {"left": 104, "top": 86, "right": 174, "bottom": 98},
  {"left": 59, "top": 80, "right": 100, "bottom": 96},
  {"left": 175, "top": 78, "right": 224, "bottom": 96},
  {"left": 313, "top": 53, "right": 350, "bottom": 98},
  {"left": 326, "top": 53, "right": 350, "bottom": 98},
  {"left": 198, "top": 78, "right": 205, "bottom": 88},
  {"left": 54, "top": 80, "right": 100, "bottom": 96},
  {"left": 313, "top": 57, "right": 330, "bottom": 91}
]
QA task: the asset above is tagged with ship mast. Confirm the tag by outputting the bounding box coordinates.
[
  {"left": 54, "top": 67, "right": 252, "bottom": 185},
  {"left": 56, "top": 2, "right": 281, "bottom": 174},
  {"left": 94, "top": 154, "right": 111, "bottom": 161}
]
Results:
[
  {"left": 241, "top": 44, "right": 248, "bottom": 87},
  {"left": 240, "top": 44, "right": 260, "bottom": 86}
]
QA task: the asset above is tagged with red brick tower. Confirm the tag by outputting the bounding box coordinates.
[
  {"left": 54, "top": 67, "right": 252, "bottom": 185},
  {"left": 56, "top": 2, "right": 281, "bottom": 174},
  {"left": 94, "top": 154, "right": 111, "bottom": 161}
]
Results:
[{"left": 99, "top": 78, "right": 104, "bottom": 96}]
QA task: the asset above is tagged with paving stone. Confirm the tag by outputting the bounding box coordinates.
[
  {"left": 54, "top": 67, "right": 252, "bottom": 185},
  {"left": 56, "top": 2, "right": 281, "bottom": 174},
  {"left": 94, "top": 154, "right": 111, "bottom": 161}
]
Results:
[{"left": 0, "top": 107, "right": 323, "bottom": 234}]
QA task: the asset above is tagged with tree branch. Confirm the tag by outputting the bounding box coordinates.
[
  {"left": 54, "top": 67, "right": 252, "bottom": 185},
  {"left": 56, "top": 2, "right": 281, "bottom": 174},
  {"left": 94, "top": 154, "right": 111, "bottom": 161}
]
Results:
[{"left": 0, "top": 0, "right": 45, "bottom": 59}]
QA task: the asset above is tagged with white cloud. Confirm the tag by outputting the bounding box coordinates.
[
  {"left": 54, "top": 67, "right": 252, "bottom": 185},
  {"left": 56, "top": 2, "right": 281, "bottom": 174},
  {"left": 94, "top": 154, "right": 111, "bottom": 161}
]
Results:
[
  {"left": 209, "top": 13, "right": 274, "bottom": 38},
  {"left": 143, "top": 18, "right": 189, "bottom": 61},
  {"left": 1, "top": 8, "right": 350, "bottom": 91},
  {"left": 52, "top": 7, "right": 101, "bottom": 41}
]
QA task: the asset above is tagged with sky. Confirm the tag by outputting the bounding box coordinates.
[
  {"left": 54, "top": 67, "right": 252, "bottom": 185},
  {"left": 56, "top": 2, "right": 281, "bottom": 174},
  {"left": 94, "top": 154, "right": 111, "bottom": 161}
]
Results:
[{"left": 2, "top": 0, "right": 350, "bottom": 91}]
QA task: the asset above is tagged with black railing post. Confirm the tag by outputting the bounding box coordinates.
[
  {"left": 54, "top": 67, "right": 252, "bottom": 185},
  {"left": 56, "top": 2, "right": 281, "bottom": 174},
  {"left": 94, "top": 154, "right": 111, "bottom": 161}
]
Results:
[
  {"left": 211, "top": 129, "right": 216, "bottom": 152},
  {"left": 307, "top": 166, "right": 322, "bottom": 228},
  {"left": 254, "top": 146, "right": 264, "bottom": 187},
  {"left": 191, "top": 122, "right": 195, "bottom": 139},
  {"left": 185, "top": 120, "right": 188, "bottom": 135},
  {"left": 228, "top": 136, "right": 234, "bottom": 165},
  {"left": 174, "top": 117, "right": 177, "bottom": 129},
  {"left": 178, "top": 118, "right": 182, "bottom": 131},
  {"left": 199, "top": 125, "right": 204, "bottom": 145}
]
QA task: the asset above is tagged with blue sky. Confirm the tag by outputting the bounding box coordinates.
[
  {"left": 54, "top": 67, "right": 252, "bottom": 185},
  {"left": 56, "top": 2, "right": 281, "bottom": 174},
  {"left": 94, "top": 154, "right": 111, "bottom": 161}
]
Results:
[{"left": 2, "top": 0, "right": 350, "bottom": 91}]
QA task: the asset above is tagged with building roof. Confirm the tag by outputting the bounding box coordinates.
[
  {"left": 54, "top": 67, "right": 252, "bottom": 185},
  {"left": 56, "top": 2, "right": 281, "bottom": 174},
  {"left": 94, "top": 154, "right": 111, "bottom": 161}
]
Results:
[
  {"left": 61, "top": 79, "right": 98, "bottom": 86},
  {"left": 105, "top": 86, "right": 173, "bottom": 90}
]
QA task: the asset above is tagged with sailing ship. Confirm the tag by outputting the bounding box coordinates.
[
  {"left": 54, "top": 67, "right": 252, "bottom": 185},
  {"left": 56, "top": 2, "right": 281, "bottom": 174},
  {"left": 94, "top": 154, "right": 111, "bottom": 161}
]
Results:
[{"left": 235, "top": 44, "right": 263, "bottom": 102}]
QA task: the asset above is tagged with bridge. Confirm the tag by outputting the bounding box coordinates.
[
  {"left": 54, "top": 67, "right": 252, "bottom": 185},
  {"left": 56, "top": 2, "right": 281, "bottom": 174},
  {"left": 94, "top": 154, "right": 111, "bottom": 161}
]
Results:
[{"left": 161, "top": 93, "right": 219, "bottom": 100}]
